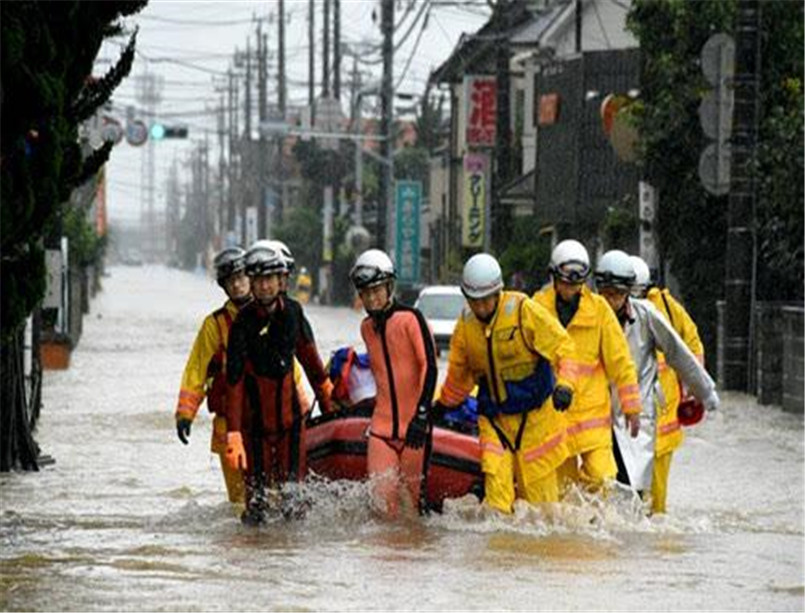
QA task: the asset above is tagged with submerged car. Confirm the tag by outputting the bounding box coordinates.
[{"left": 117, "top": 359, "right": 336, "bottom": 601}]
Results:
[{"left": 414, "top": 285, "right": 465, "bottom": 354}]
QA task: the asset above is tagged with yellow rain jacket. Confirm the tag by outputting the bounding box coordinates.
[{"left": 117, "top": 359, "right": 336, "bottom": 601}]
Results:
[
  {"left": 646, "top": 287, "right": 705, "bottom": 457},
  {"left": 438, "top": 291, "right": 578, "bottom": 489},
  {"left": 175, "top": 300, "right": 307, "bottom": 455},
  {"left": 533, "top": 284, "right": 640, "bottom": 457}
]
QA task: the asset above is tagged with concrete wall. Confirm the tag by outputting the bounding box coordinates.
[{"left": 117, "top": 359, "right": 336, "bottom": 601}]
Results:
[
  {"left": 782, "top": 306, "right": 804, "bottom": 414},
  {"left": 718, "top": 300, "right": 804, "bottom": 414}
]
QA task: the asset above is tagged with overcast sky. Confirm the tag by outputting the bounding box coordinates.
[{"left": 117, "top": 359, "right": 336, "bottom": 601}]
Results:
[{"left": 98, "top": 0, "right": 491, "bottom": 226}]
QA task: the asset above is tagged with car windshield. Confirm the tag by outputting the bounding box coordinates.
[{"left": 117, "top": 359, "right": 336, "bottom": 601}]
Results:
[{"left": 417, "top": 293, "right": 465, "bottom": 320}]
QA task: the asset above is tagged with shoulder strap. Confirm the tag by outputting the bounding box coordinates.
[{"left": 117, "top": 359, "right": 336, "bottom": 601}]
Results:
[
  {"left": 397, "top": 303, "right": 439, "bottom": 409},
  {"left": 660, "top": 289, "right": 676, "bottom": 330}
]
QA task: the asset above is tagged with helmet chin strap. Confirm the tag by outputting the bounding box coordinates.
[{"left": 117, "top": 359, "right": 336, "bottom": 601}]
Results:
[
  {"left": 368, "top": 295, "right": 394, "bottom": 323},
  {"left": 232, "top": 294, "right": 252, "bottom": 307}
]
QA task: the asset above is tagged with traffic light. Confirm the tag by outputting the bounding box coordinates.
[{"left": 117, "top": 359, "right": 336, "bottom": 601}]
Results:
[{"left": 149, "top": 123, "right": 189, "bottom": 140}]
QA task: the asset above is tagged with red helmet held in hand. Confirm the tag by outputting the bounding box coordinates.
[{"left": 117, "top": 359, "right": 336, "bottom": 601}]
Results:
[{"left": 677, "top": 397, "right": 705, "bottom": 427}]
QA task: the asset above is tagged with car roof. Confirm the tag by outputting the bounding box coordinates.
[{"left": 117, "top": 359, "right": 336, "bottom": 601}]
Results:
[{"left": 417, "top": 285, "right": 463, "bottom": 296}]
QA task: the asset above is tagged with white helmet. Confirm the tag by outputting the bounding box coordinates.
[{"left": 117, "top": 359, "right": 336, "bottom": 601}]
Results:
[
  {"left": 350, "top": 249, "right": 396, "bottom": 290},
  {"left": 213, "top": 246, "right": 246, "bottom": 286},
  {"left": 266, "top": 239, "right": 294, "bottom": 273},
  {"left": 595, "top": 250, "right": 636, "bottom": 291},
  {"left": 549, "top": 239, "right": 590, "bottom": 283},
  {"left": 245, "top": 241, "right": 285, "bottom": 277},
  {"left": 629, "top": 255, "right": 651, "bottom": 297},
  {"left": 462, "top": 253, "right": 503, "bottom": 299}
]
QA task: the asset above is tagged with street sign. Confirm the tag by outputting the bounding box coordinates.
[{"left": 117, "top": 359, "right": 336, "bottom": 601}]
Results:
[
  {"left": 395, "top": 180, "right": 422, "bottom": 284},
  {"left": 316, "top": 96, "right": 343, "bottom": 150},
  {"left": 126, "top": 119, "right": 148, "bottom": 146},
  {"left": 701, "top": 33, "right": 735, "bottom": 87},
  {"left": 699, "top": 141, "right": 732, "bottom": 196},
  {"left": 699, "top": 32, "right": 735, "bottom": 196},
  {"left": 698, "top": 89, "right": 734, "bottom": 140},
  {"left": 102, "top": 116, "right": 123, "bottom": 145},
  {"left": 638, "top": 181, "right": 659, "bottom": 269}
]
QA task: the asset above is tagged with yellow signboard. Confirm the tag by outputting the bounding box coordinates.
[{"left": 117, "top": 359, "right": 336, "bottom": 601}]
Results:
[{"left": 462, "top": 153, "right": 488, "bottom": 248}]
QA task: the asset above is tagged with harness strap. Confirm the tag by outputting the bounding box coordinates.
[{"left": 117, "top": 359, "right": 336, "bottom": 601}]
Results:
[{"left": 489, "top": 413, "right": 528, "bottom": 453}]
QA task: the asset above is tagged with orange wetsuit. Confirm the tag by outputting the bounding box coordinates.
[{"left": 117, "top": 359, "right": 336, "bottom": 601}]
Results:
[
  {"left": 226, "top": 296, "right": 331, "bottom": 507},
  {"left": 361, "top": 302, "right": 438, "bottom": 517}
]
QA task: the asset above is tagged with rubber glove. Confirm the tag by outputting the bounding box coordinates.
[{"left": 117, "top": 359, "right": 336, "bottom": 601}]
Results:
[
  {"left": 552, "top": 384, "right": 573, "bottom": 412},
  {"left": 225, "top": 432, "right": 247, "bottom": 471},
  {"left": 176, "top": 418, "right": 192, "bottom": 445},
  {"left": 404, "top": 405, "right": 430, "bottom": 449}
]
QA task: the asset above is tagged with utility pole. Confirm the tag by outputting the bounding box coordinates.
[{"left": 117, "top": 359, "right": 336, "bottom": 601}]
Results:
[
  {"left": 334, "top": 0, "right": 341, "bottom": 100},
  {"left": 217, "top": 94, "right": 226, "bottom": 244},
  {"left": 257, "top": 22, "right": 268, "bottom": 239},
  {"left": 308, "top": 0, "right": 315, "bottom": 123},
  {"left": 724, "top": 0, "right": 761, "bottom": 391},
  {"left": 379, "top": 0, "right": 394, "bottom": 251},
  {"left": 352, "top": 61, "right": 363, "bottom": 227},
  {"left": 242, "top": 40, "right": 252, "bottom": 246},
  {"left": 277, "top": 0, "right": 287, "bottom": 224},
  {"left": 323, "top": 0, "right": 330, "bottom": 97},
  {"left": 492, "top": 2, "right": 514, "bottom": 251},
  {"left": 226, "top": 68, "right": 236, "bottom": 234},
  {"left": 278, "top": 0, "right": 286, "bottom": 117}
]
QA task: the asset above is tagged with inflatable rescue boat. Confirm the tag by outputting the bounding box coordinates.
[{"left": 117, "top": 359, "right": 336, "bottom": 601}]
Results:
[{"left": 305, "top": 405, "right": 483, "bottom": 509}]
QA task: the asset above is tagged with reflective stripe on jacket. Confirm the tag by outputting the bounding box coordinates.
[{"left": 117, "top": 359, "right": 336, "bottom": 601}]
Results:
[
  {"left": 613, "top": 298, "right": 716, "bottom": 457},
  {"left": 361, "top": 302, "right": 437, "bottom": 441},
  {"left": 441, "top": 292, "right": 577, "bottom": 417},
  {"left": 438, "top": 291, "right": 577, "bottom": 472},
  {"left": 647, "top": 287, "right": 704, "bottom": 456},
  {"left": 533, "top": 284, "right": 640, "bottom": 456}
]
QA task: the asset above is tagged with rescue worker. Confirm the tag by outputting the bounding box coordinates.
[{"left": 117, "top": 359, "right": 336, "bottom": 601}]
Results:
[
  {"left": 532, "top": 240, "right": 641, "bottom": 496},
  {"left": 224, "top": 242, "right": 333, "bottom": 524},
  {"left": 174, "top": 246, "right": 251, "bottom": 503},
  {"left": 251, "top": 239, "right": 313, "bottom": 414},
  {"left": 295, "top": 266, "right": 313, "bottom": 305},
  {"left": 595, "top": 250, "right": 719, "bottom": 514},
  {"left": 350, "top": 249, "right": 438, "bottom": 519},
  {"left": 436, "top": 253, "right": 580, "bottom": 513},
  {"left": 630, "top": 254, "right": 706, "bottom": 513}
]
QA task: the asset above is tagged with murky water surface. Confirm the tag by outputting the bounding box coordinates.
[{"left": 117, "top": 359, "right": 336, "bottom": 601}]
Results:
[{"left": 1, "top": 265, "right": 803, "bottom": 611}]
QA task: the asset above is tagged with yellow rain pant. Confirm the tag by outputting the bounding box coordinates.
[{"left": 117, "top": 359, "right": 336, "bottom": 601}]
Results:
[
  {"left": 651, "top": 451, "right": 673, "bottom": 514},
  {"left": 557, "top": 446, "right": 617, "bottom": 495},
  {"left": 479, "top": 412, "right": 566, "bottom": 514},
  {"left": 212, "top": 415, "right": 245, "bottom": 504}
]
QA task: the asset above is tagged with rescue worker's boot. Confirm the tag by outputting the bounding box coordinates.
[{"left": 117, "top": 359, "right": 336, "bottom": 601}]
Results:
[{"left": 241, "top": 473, "right": 269, "bottom": 525}]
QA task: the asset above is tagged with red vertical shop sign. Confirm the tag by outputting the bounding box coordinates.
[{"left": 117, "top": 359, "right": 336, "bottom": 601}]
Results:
[{"left": 465, "top": 76, "right": 497, "bottom": 147}]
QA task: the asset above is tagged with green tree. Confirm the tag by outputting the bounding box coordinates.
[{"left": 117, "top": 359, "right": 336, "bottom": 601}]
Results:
[
  {"left": 1, "top": 1, "right": 146, "bottom": 470},
  {"left": 626, "top": 0, "right": 803, "bottom": 363}
]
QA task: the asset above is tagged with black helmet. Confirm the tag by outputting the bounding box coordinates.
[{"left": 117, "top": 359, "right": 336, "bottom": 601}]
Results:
[
  {"left": 213, "top": 247, "right": 246, "bottom": 286},
  {"left": 245, "top": 241, "right": 285, "bottom": 277}
]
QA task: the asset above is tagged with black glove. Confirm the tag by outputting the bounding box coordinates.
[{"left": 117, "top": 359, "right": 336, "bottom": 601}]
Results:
[
  {"left": 404, "top": 406, "right": 430, "bottom": 449},
  {"left": 431, "top": 401, "right": 449, "bottom": 421},
  {"left": 177, "top": 418, "right": 192, "bottom": 445},
  {"left": 552, "top": 385, "right": 573, "bottom": 412}
]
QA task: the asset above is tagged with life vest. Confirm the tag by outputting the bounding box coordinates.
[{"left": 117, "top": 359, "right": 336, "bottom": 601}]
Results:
[
  {"left": 227, "top": 297, "right": 330, "bottom": 434},
  {"left": 206, "top": 306, "right": 234, "bottom": 415},
  {"left": 464, "top": 293, "right": 555, "bottom": 418},
  {"left": 328, "top": 346, "right": 377, "bottom": 410}
]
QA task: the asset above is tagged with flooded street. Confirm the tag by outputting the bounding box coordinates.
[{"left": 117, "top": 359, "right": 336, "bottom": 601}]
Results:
[{"left": 1, "top": 265, "right": 803, "bottom": 611}]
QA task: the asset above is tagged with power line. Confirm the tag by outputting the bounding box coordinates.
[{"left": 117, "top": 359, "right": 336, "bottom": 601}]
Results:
[{"left": 134, "top": 15, "right": 256, "bottom": 26}]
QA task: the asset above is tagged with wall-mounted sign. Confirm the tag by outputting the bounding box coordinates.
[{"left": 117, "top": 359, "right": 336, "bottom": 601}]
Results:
[
  {"left": 462, "top": 153, "right": 489, "bottom": 248},
  {"left": 465, "top": 76, "right": 497, "bottom": 147}
]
